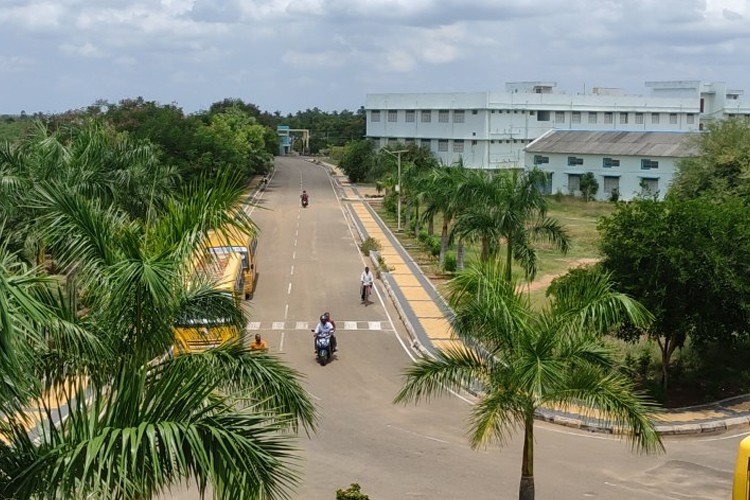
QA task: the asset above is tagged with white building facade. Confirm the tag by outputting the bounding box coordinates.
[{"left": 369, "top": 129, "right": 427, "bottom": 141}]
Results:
[
  {"left": 524, "top": 130, "right": 698, "bottom": 201},
  {"left": 365, "top": 81, "right": 749, "bottom": 170}
]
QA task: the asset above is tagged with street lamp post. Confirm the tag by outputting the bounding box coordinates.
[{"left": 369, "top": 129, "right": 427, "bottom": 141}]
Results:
[{"left": 382, "top": 149, "right": 408, "bottom": 232}]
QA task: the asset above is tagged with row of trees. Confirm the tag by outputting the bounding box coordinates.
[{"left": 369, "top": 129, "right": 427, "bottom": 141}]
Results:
[{"left": 0, "top": 120, "right": 317, "bottom": 498}]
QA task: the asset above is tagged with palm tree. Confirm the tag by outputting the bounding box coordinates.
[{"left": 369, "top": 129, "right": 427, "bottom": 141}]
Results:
[
  {"left": 395, "top": 261, "right": 662, "bottom": 500},
  {"left": 0, "top": 169, "right": 316, "bottom": 498},
  {"left": 417, "top": 165, "right": 468, "bottom": 267},
  {"left": 452, "top": 169, "right": 570, "bottom": 281}
]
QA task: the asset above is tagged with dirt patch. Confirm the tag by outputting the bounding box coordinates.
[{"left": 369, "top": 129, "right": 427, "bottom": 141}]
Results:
[{"left": 521, "top": 258, "right": 600, "bottom": 292}]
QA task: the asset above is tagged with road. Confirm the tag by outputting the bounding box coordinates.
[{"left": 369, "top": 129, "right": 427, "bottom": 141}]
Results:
[{"left": 167, "top": 156, "right": 746, "bottom": 500}]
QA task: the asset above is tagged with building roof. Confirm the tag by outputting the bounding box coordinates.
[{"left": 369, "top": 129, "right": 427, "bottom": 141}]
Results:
[{"left": 524, "top": 130, "right": 700, "bottom": 157}]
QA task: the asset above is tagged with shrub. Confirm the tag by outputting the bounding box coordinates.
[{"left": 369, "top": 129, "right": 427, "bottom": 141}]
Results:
[
  {"left": 443, "top": 251, "right": 457, "bottom": 273},
  {"left": 608, "top": 188, "right": 620, "bottom": 203},
  {"left": 337, "top": 483, "right": 370, "bottom": 500},
  {"left": 553, "top": 189, "right": 564, "bottom": 202},
  {"left": 425, "top": 235, "right": 441, "bottom": 257},
  {"left": 359, "top": 237, "right": 381, "bottom": 256},
  {"left": 418, "top": 229, "right": 429, "bottom": 243}
]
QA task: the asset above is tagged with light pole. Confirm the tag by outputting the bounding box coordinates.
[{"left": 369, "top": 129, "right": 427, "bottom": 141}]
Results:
[{"left": 382, "top": 148, "right": 408, "bottom": 231}]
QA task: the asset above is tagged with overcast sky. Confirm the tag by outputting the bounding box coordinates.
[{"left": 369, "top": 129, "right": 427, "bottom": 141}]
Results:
[{"left": 2, "top": 0, "right": 749, "bottom": 116}]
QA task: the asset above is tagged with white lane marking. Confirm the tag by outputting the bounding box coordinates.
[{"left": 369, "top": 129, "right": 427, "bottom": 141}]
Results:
[
  {"left": 387, "top": 424, "right": 450, "bottom": 444},
  {"left": 368, "top": 321, "right": 381, "bottom": 330},
  {"left": 284, "top": 304, "right": 289, "bottom": 320},
  {"left": 344, "top": 321, "right": 358, "bottom": 330},
  {"left": 279, "top": 331, "right": 285, "bottom": 352},
  {"left": 287, "top": 282, "right": 292, "bottom": 294},
  {"left": 247, "top": 322, "right": 261, "bottom": 330},
  {"left": 295, "top": 321, "right": 308, "bottom": 330},
  {"left": 292, "top": 250, "right": 296, "bottom": 260},
  {"left": 272, "top": 322, "right": 284, "bottom": 330},
  {"left": 290, "top": 265, "right": 294, "bottom": 276}
]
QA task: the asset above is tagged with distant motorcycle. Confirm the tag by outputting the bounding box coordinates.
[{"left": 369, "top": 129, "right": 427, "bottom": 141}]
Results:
[{"left": 302, "top": 197, "right": 308, "bottom": 208}]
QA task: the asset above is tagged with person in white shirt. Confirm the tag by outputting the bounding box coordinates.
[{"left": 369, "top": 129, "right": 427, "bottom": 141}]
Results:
[{"left": 360, "top": 266, "right": 374, "bottom": 303}]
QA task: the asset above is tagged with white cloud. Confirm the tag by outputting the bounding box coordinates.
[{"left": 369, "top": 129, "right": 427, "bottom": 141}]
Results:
[{"left": 60, "top": 42, "right": 106, "bottom": 58}]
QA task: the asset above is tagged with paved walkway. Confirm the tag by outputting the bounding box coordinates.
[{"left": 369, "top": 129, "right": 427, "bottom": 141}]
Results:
[{"left": 325, "top": 163, "right": 750, "bottom": 436}]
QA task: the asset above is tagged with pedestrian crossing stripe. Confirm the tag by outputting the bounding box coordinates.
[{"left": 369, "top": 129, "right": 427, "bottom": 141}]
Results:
[{"left": 246, "top": 321, "right": 390, "bottom": 331}]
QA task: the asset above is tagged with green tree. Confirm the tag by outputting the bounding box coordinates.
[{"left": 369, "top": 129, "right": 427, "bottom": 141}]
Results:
[
  {"left": 452, "top": 169, "right": 570, "bottom": 281},
  {"left": 0, "top": 171, "right": 316, "bottom": 498},
  {"left": 417, "top": 164, "right": 467, "bottom": 267},
  {"left": 579, "top": 172, "right": 599, "bottom": 202},
  {"left": 395, "top": 261, "right": 662, "bottom": 500},
  {"left": 598, "top": 195, "right": 750, "bottom": 393},
  {"left": 670, "top": 118, "right": 750, "bottom": 200},
  {"left": 339, "top": 139, "right": 375, "bottom": 183}
]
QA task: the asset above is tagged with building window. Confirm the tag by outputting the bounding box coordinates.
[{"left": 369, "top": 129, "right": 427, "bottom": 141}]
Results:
[
  {"left": 405, "top": 110, "right": 415, "bottom": 123},
  {"left": 472, "top": 109, "right": 478, "bottom": 115},
  {"left": 604, "top": 112, "right": 613, "bottom": 124},
  {"left": 388, "top": 110, "right": 397, "bottom": 122},
  {"left": 534, "top": 155, "right": 550, "bottom": 165},
  {"left": 641, "top": 177, "right": 659, "bottom": 194},
  {"left": 453, "top": 140, "right": 464, "bottom": 153},
  {"left": 405, "top": 138, "right": 415, "bottom": 144},
  {"left": 568, "top": 174, "right": 581, "bottom": 193},
  {"left": 641, "top": 159, "right": 659, "bottom": 170},
  {"left": 603, "top": 176, "right": 620, "bottom": 195},
  {"left": 603, "top": 157, "right": 620, "bottom": 168},
  {"left": 567, "top": 156, "right": 584, "bottom": 166},
  {"left": 669, "top": 113, "right": 678, "bottom": 125},
  {"left": 421, "top": 111, "right": 432, "bottom": 123},
  {"left": 472, "top": 140, "right": 477, "bottom": 145},
  {"left": 620, "top": 112, "right": 628, "bottom": 124},
  {"left": 439, "top": 110, "right": 449, "bottom": 123},
  {"left": 635, "top": 113, "right": 644, "bottom": 124},
  {"left": 537, "top": 110, "right": 551, "bottom": 121},
  {"left": 371, "top": 111, "right": 380, "bottom": 122},
  {"left": 555, "top": 111, "right": 565, "bottom": 123},
  {"left": 572, "top": 112, "right": 581, "bottom": 124},
  {"left": 588, "top": 112, "right": 598, "bottom": 124},
  {"left": 687, "top": 114, "right": 695, "bottom": 124},
  {"left": 454, "top": 110, "right": 465, "bottom": 123},
  {"left": 421, "top": 139, "right": 431, "bottom": 148},
  {"left": 438, "top": 140, "right": 448, "bottom": 152},
  {"left": 651, "top": 113, "right": 660, "bottom": 124}
]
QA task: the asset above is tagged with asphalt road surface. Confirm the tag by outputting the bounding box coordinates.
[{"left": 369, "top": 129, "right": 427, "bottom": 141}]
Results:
[{"left": 165, "top": 156, "right": 747, "bottom": 500}]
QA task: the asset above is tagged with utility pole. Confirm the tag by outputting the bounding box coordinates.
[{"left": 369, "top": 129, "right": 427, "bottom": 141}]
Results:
[{"left": 382, "top": 148, "right": 408, "bottom": 231}]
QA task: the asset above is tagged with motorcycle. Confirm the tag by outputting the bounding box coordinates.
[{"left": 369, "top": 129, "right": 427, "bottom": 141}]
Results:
[
  {"left": 301, "top": 195, "right": 309, "bottom": 208},
  {"left": 312, "top": 329, "right": 334, "bottom": 366}
]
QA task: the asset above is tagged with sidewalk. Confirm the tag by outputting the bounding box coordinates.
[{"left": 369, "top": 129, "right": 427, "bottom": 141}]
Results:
[{"left": 326, "top": 164, "right": 750, "bottom": 436}]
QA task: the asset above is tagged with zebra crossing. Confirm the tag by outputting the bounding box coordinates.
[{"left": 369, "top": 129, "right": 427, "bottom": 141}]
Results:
[{"left": 246, "top": 321, "right": 390, "bottom": 332}]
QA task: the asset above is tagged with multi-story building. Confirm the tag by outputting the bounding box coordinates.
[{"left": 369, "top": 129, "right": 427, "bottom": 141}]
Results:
[{"left": 364, "top": 81, "right": 749, "bottom": 170}]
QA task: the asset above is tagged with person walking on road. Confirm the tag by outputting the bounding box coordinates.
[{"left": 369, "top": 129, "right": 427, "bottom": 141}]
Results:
[
  {"left": 250, "top": 333, "right": 268, "bottom": 352},
  {"left": 360, "top": 266, "right": 374, "bottom": 304}
]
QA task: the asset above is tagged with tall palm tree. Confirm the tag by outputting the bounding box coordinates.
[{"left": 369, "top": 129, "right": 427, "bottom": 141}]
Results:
[
  {"left": 0, "top": 169, "right": 316, "bottom": 498},
  {"left": 417, "top": 165, "right": 468, "bottom": 267},
  {"left": 395, "top": 261, "right": 662, "bottom": 500},
  {"left": 452, "top": 169, "right": 570, "bottom": 281}
]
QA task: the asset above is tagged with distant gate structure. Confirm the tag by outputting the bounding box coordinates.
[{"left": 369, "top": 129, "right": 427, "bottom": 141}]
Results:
[{"left": 277, "top": 125, "right": 310, "bottom": 155}]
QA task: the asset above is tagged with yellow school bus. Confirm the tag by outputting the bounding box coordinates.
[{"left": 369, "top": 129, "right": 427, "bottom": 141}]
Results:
[
  {"left": 173, "top": 252, "right": 245, "bottom": 354},
  {"left": 206, "top": 226, "right": 258, "bottom": 300},
  {"left": 734, "top": 435, "right": 750, "bottom": 500}
]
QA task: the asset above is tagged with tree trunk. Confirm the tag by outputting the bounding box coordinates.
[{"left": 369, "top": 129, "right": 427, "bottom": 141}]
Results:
[
  {"left": 405, "top": 200, "right": 412, "bottom": 230},
  {"left": 457, "top": 240, "right": 465, "bottom": 271},
  {"left": 519, "top": 414, "right": 535, "bottom": 500},
  {"left": 439, "top": 220, "right": 449, "bottom": 267},
  {"left": 505, "top": 238, "right": 514, "bottom": 282},
  {"left": 413, "top": 202, "right": 420, "bottom": 238},
  {"left": 657, "top": 334, "right": 681, "bottom": 394},
  {"left": 428, "top": 216, "right": 434, "bottom": 236}
]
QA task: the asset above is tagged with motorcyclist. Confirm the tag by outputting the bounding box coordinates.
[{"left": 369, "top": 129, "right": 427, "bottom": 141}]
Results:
[
  {"left": 313, "top": 314, "right": 337, "bottom": 353},
  {"left": 321, "top": 311, "right": 336, "bottom": 330},
  {"left": 301, "top": 190, "right": 309, "bottom": 206}
]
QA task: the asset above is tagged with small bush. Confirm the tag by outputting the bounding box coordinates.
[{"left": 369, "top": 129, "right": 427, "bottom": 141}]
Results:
[
  {"left": 443, "top": 251, "right": 457, "bottom": 273},
  {"left": 608, "top": 188, "right": 620, "bottom": 203},
  {"left": 418, "top": 229, "right": 429, "bottom": 243},
  {"left": 337, "top": 483, "right": 369, "bottom": 500},
  {"left": 553, "top": 189, "right": 564, "bottom": 202},
  {"left": 425, "top": 235, "right": 441, "bottom": 257},
  {"left": 359, "top": 237, "right": 381, "bottom": 256}
]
